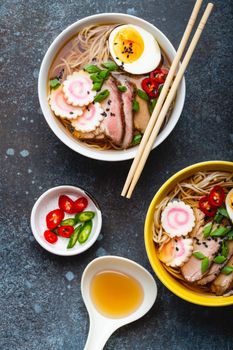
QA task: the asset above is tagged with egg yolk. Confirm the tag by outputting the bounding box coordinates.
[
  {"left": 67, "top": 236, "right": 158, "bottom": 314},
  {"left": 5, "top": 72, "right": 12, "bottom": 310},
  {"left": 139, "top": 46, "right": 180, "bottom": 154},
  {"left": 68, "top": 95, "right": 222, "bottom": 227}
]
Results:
[{"left": 113, "top": 27, "right": 144, "bottom": 64}]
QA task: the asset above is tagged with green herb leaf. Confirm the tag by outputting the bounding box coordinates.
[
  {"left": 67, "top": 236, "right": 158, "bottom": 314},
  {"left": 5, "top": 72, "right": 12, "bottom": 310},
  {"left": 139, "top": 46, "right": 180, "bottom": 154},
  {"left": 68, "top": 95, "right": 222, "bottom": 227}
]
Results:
[
  {"left": 137, "top": 89, "right": 149, "bottom": 101},
  {"left": 158, "top": 84, "right": 164, "bottom": 94},
  {"left": 92, "top": 81, "right": 104, "bottom": 91},
  {"left": 217, "top": 207, "right": 230, "bottom": 218},
  {"left": 50, "top": 78, "right": 60, "bottom": 89},
  {"left": 203, "top": 223, "right": 212, "bottom": 238},
  {"left": 214, "top": 212, "right": 224, "bottom": 224},
  {"left": 213, "top": 255, "right": 227, "bottom": 264},
  {"left": 227, "top": 230, "right": 233, "bottom": 240},
  {"left": 201, "top": 257, "right": 209, "bottom": 273},
  {"left": 149, "top": 98, "right": 157, "bottom": 115},
  {"left": 102, "top": 61, "right": 118, "bottom": 71},
  {"left": 193, "top": 251, "right": 206, "bottom": 260},
  {"left": 132, "top": 99, "right": 140, "bottom": 112},
  {"left": 84, "top": 64, "right": 101, "bottom": 73},
  {"left": 221, "top": 240, "right": 229, "bottom": 257},
  {"left": 90, "top": 73, "right": 102, "bottom": 83},
  {"left": 94, "top": 89, "right": 110, "bottom": 103},
  {"left": 98, "top": 69, "right": 110, "bottom": 79},
  {"left": 118, "top": 85, "right": 127, "bottom": 93},
  {"left": 221, "top": 265, "right": 233, "bottom": 275},
  {"left": 132, "top": 134, "right": 142, "bottom": 145},
  {"left": 210, "top": 226, "right": 232, "bottom": 237}
]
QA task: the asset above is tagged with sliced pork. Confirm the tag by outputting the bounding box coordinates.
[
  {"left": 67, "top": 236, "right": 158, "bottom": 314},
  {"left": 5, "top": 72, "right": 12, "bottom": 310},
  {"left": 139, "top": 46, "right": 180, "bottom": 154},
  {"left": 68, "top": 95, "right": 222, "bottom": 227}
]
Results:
[
  {"left": 101, "top": 77, "right": 124, "bottom": 146},
  {"left": 130, "top": 76, "right": 150, "bottom": 133},
  {"left": 181, "top": 227, "right": 220, "bottom": 282},
  {"left": 116, "top": 75, "right": 135, "bottom": 148},
  {"left": 198, "top": 241, "right": 233, "bottom": 285},
  {"left": 211, "top": 256, "right": 233, "bottom": 295}
]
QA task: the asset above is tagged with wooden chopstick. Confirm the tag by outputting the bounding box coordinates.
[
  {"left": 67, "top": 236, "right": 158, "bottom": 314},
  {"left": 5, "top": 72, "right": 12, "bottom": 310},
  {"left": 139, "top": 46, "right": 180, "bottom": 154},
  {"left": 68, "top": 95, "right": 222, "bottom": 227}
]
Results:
[
  {"left": 121, "top": 0, "right": 204, "bottom": 197},
  {"left": 125, "top": 3, "right": 214, "bottom": 199}
]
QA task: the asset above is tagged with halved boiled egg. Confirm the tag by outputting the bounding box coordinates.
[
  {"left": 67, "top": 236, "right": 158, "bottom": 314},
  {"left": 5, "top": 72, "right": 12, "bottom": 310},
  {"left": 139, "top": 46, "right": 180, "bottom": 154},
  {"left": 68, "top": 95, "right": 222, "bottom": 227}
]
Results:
[
  {"left": 109, "top": 24, "right": 161, "bottom": 75},
  {"left": 226, "top": 188, "right": 233, "bottom": 223}
]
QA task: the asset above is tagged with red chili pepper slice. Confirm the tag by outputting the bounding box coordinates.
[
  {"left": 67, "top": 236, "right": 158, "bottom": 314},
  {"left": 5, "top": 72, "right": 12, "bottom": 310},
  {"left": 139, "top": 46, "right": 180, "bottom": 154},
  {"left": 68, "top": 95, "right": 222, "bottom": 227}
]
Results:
[
  {"left": 141, "top": 77, "right": 159, "bottom": 98},
  {"left": 149, "top": 68, "right": 169, "bottom": 84},
  {"left": 44, "top": 230, "right": 58, "bottom": 244},
  {"left": 46, "top": 209, "right": 64, "bottom": 230},
  {"left": 58, "top": 195, "right": 75, "bottom": 214},
  {"left": 199, "top": 196, "right": 217, "bottom": 217},
  {"left": 57, "top": 225, "right": 74, "bottom": 238},
  {"left": 208, "top": 186, "right": 225, "bottom": 207},
  {"left": 73, "top": 197, "right": 88, "bottom": 213}
]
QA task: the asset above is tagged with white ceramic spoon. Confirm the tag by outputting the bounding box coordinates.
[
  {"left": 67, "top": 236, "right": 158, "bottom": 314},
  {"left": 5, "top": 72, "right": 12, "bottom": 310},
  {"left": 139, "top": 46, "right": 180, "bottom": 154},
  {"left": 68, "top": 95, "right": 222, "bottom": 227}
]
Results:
[{"left": 81, "top": 255, "right": 157, "bottom": 350}]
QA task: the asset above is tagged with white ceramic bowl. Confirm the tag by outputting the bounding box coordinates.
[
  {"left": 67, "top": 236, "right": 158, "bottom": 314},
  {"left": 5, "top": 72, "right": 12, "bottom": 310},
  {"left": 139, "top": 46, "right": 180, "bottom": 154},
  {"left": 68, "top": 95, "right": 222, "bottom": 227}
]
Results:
[
  {"left": 38, "top": 13, "right": 186, "bottom": 161},
  {"left": 30, "top": 186, "right": 102, "bottom": 256}
]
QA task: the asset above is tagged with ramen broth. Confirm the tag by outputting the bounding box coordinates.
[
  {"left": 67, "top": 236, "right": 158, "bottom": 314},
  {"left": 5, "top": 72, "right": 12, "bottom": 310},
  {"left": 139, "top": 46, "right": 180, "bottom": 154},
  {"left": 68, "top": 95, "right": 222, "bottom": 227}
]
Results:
[{"left": 90, "top": 270, "right": 144, "bottom": 318}]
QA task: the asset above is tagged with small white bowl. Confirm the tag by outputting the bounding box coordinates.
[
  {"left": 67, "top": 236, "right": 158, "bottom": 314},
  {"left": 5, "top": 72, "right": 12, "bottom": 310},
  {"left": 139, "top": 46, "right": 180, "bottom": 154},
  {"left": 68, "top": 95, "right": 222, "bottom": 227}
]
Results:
[
  {"left": 38, "top": 13, "right": 185, "bottom": 161},
  {"left": 30, "top": 185, "right": 102, "bottom": 256}
]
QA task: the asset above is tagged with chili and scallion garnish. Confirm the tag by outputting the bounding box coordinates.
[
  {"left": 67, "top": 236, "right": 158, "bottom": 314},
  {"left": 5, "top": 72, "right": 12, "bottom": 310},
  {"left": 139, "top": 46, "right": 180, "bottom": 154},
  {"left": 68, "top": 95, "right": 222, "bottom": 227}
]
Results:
[
  {"left": 117, "top": 85, "right": 127, "bottom": 92},
  {"left": 221, "top": 266, "right": 233, "bottom": 275},
  {"left": 132, "top": 99, "right": 139, "bottom": 112}
]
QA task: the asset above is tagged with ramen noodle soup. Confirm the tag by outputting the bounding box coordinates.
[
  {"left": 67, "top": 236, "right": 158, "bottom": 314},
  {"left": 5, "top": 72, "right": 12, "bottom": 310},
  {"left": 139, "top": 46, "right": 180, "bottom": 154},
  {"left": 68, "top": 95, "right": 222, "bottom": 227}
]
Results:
[
  {"left": 153, "top": 171, "right": 233, "bottom": 296},
  {"left": 48, "top": 23, "right": 175, "bottom": 151}
]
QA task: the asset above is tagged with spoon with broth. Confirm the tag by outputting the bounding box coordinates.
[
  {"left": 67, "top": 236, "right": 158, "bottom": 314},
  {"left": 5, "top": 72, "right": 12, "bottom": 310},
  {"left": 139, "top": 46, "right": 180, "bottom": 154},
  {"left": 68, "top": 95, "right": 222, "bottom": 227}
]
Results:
[{"left": 81, "top": 256, "right": 157, "bottom": 350}]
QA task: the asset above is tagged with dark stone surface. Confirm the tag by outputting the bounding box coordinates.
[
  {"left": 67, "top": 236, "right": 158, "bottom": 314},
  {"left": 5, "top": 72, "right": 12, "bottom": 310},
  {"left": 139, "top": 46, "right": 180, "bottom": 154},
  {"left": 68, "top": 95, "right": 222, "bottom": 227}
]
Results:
[{"left": 1, "top": 0, "right": 233, "bottom": 349}]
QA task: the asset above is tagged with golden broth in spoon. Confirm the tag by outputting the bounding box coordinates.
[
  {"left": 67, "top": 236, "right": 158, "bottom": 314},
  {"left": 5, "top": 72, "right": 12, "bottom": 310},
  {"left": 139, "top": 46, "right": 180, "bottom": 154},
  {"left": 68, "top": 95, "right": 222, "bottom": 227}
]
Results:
[{"left": 90, "top": 270, "right": 144, "bottom": 318}]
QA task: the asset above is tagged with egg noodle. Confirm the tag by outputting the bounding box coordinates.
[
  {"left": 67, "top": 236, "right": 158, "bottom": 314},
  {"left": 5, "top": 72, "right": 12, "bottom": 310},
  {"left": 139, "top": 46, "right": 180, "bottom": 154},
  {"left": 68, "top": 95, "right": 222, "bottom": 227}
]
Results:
[{"left": 153, "top": 171, "right": 233, "bottom": 291}]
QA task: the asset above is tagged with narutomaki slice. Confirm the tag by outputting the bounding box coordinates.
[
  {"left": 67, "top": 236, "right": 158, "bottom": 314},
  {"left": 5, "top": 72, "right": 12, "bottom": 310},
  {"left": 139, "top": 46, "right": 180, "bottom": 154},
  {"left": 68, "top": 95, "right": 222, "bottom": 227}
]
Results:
[
  {"left": 49, "top": 86, "right": 83, "bottom": 119},
  {"left": 159, "top": 237, "right": 193, "bottom": 267},
  {"left": 71, "top": 102, "right": 104, "bottom": 133},
  {"left": 63, "top": 70, "right": 96, "bottom": 107},
  {"left": 161, "top": 201, "right": 195, "bottom": 238}
]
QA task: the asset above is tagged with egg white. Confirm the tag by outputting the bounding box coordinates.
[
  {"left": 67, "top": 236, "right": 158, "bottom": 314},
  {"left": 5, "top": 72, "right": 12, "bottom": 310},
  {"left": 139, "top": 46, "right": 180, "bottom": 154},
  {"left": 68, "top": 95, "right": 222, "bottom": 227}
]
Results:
[
  {"left": 109, "top": 24, "right": 161, "bottom": 75},
  {"left": 226, "top": 188, "right": 233, "bottom": 223}
]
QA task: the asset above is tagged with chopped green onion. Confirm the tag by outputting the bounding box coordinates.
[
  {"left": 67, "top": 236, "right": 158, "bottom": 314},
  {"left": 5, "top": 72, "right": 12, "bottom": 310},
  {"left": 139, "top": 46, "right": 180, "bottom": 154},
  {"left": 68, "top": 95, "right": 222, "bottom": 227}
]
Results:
[
  {"left": 158, "top": 84, "right": 164, "bottom": 94},
  {"left": 221, "top": 240, "right": 229, "bottom": 257},
  {"left": 214, "top": 212, "right": 224, "bottom": 224},
  {"left": 201, "top": 257, "right": 209, "bottom": 273},
  {"left": 149, "top": 98, "right": 157, "bottom": 115},
  {"left": 117, "top": 85, "right": 127, "bottom": 93},
  {"left": 98, "top": 69, "right": 110, "bottom": 79},
  {"left": 92, "top": 81, "right": 103, "bottom": 91},
  {"left": 210, "top": 226, "right": 232, "bottom": 237},
  {"left": 94, "top": 89, "right": 110, "bottom": 103},
  {"left": 84, "top": 64, "right": 101, "bottom": 73},
  {"left": 90, "top": 73, "right": 102, "bottom": 83},
  {"left": 203, "top": 223, "right": 212, "bottom": 238},
  {"left": 132, "top": 134, "right": 142, "bottom": 145},
  {"left": 227, "top": 230, "right": 233, "bottom": 240},
  {"left": 221, "top": 265, "right": 233, "bottom": 275},
  {"left": 137, "top": 89, "right": 149, "bottom": 101},
  {"left": 217, "top": 207, "right": 230, "bottom": 218},
  {"left": 213, "top": 255, "right": 227, "bottom": 264},
  {"left": 50, "top": 78, "right": 60, "bottom": 89},
  {"left": 193, "top": 251, "right": 206, "bottom": 260},
  {"left": 132, "top": 99, "right": 139, "bottom": 112},
  {"left": 102, "top": 61, "right": 118, "bottom": 71}
]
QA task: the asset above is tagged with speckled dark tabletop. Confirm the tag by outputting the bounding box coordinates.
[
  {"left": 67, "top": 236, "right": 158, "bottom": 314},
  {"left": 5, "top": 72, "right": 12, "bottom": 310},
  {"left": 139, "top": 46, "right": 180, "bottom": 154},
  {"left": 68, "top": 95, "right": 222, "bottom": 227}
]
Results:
[{"left": 1, "top": 0, "right": 233, "bottom": 349}]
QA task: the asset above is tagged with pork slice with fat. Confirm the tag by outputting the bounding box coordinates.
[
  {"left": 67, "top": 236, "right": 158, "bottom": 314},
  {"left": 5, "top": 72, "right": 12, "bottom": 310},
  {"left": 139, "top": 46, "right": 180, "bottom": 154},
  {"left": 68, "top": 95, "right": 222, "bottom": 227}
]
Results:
[
  {"left": 116, "top": 75, "right": 135, "bottom": 148},
  {"left": 198, "top": 241, "right": 233, "bottom": 285},
  {"left": 211, "top": 256, "right": 233, "bottom": 295},
  {"left": 101, "top": 77, "right": 124, "bottom": 146},
  {"left": 181, "top": 227, "right": 220, "bottom": 282}
]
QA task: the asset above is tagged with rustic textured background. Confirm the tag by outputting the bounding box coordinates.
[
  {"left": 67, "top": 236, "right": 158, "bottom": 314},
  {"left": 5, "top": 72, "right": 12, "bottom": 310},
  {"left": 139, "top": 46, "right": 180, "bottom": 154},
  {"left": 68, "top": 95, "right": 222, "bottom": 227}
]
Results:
[{"left": 1, "top": 0, "right": 233, "bottom": 349}]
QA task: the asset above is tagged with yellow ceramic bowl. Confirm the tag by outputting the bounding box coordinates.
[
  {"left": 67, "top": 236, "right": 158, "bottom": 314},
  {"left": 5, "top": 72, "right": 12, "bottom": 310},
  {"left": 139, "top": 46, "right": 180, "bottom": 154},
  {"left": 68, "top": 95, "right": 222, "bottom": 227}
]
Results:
[{"left": 145, "top": 161, "right": 233, "bottom": 306}]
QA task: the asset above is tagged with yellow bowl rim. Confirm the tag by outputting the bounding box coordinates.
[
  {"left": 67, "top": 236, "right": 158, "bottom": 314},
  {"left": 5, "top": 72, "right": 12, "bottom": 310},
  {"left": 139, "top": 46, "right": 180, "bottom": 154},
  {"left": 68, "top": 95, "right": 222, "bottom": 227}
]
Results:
[{"left": 144, "top": 160, "right": 233, "bottom": 307}]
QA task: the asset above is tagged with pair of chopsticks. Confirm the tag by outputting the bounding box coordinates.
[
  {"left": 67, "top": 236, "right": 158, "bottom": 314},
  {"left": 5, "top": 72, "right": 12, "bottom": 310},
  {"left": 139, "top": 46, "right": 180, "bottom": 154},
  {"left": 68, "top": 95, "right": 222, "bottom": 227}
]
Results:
[{"left": 122, "top": 0, "right": 214, "bottom": 199}]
